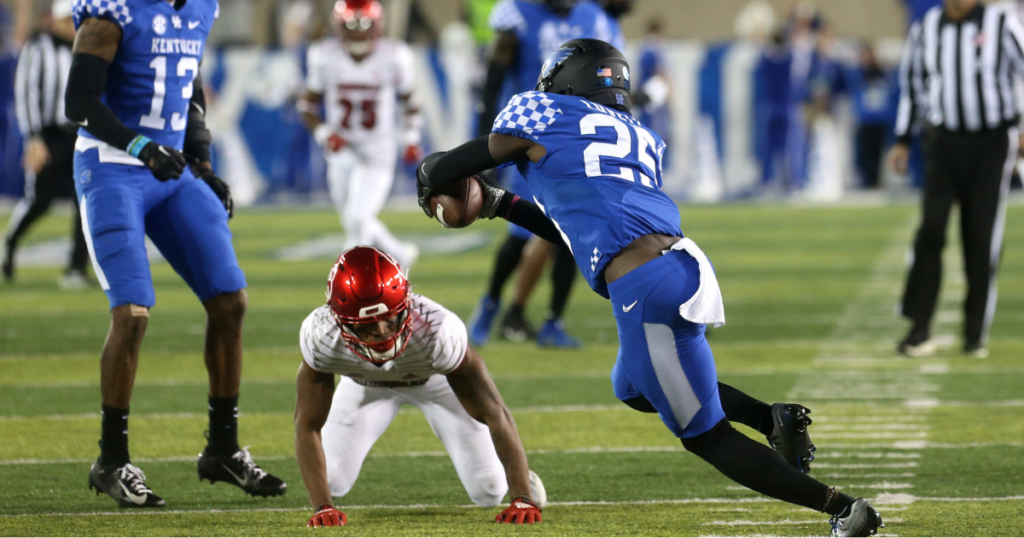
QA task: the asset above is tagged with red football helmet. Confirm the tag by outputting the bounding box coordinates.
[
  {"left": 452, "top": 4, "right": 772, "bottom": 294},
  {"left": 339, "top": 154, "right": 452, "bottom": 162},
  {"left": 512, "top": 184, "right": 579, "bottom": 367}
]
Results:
[
  {"left": 326, "top": 246, "right": 412, "bottom": 364},
  {"left": 332, "top": 0, "right": 384, "bottom": 56}
]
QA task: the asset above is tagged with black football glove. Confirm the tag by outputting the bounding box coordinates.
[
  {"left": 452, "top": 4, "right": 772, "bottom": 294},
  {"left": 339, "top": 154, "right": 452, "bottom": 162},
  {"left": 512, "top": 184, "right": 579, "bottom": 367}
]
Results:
[
  {"left": 476, "top": 173, "right": 508, "bottom": 220},
  {"left": 194, "top": 166, "right": 234, "bottom": 219},
  {"left": 416, "top": 152, "right": 445, "bottom": 218},
  {"left": 138, "top": 142, "right": 187, "bottom": 181}
]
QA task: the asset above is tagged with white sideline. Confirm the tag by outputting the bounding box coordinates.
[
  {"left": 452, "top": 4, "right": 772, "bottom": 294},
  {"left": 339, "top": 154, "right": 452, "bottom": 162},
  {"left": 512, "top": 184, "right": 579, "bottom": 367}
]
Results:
[{"left": 3, "top": 497, "right": 1022, "bottom": 519}]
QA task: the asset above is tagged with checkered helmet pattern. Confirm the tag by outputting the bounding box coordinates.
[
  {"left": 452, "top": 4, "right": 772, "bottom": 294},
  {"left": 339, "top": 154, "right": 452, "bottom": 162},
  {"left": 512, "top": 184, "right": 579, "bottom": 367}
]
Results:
[
  {"left": 492, "top": 92, "right": 564, "bottom": 140},
  {"left": 72, "top": 0, "right": 133, "bottom": 29}
]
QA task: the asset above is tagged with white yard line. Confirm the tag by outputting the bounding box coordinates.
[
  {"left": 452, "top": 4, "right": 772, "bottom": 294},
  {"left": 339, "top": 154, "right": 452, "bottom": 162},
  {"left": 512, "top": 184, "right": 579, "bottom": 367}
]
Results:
[{"left": 4, "top": 496, "right": 1022, "bottom": 519}]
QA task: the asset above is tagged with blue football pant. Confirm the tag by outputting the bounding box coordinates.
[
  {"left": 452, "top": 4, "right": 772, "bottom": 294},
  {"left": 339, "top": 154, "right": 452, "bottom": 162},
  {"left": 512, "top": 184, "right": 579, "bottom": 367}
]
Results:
[
  {"left": 74, "top": 148, "right": 246, "bottom": 309},
  {"left": 607, "top": 248, "right": 838, "bottom": 513}
]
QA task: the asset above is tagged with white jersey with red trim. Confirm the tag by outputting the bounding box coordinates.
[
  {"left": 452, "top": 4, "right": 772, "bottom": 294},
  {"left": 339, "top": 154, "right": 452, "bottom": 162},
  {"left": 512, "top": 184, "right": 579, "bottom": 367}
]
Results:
[
  {"left": 304, "top": 38, "right": 416, "bottom": 152},
  {"left": 300, "top": 294, "right": 468, "bottom": 383}
]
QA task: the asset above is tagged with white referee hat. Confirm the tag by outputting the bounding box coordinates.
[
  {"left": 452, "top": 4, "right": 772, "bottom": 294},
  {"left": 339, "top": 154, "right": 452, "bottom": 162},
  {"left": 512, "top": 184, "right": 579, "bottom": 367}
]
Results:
[{"left": 51, "top": 0, "right": 73, "bottom": 21}]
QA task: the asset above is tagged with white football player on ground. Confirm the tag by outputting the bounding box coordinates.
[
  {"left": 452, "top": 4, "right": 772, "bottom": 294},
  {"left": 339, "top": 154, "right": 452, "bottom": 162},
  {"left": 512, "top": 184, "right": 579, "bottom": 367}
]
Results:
[
  {"left": 295, "top": 246, "right": 546, "bottom": 527},
  {"left": 298, "top": 0, "right": 422, "bottom": 268}
]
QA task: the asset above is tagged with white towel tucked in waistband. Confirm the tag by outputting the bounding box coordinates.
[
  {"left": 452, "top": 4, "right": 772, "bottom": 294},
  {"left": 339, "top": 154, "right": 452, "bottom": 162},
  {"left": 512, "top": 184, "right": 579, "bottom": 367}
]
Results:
[{"left": 665, "top": 238, "right": 726, "bottom": 328}]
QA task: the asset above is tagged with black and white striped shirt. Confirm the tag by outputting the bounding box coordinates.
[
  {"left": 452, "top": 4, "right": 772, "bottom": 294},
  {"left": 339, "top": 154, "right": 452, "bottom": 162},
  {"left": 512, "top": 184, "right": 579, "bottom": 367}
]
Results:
[
  {"left": 14, "top": 32, "right": 72, "bottom": 138},
  {"left": 896, "top": 2, "right": 1024, "bottom": 142}
]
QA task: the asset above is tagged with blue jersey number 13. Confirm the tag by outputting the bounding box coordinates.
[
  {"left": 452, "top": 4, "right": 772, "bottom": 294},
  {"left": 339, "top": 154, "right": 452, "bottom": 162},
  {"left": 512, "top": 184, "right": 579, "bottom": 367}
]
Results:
[{"left": 140, "top": 56, "right": 199, "bottom": 131}]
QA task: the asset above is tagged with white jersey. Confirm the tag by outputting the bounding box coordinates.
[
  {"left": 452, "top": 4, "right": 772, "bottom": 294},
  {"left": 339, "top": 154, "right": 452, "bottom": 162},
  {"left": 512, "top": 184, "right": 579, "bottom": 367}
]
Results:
[
  {"left": 300, "top": 294, "right": 467, "bottom": 384},
  {"left": 305, "top": 38, "right": 417, "bottom": 151}
]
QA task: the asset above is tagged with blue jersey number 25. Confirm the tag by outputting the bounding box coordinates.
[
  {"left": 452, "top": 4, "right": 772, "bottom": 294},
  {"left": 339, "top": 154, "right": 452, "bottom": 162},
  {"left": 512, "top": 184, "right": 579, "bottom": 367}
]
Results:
[{"left": 580, "top": 114, "right": 661, "bottom": 187}]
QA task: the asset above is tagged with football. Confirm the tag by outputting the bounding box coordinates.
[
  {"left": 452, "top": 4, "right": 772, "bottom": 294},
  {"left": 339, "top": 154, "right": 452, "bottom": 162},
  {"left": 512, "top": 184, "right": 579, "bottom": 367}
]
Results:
[{"left": 429, "top": 176, "right": 484, "bottom": 228}]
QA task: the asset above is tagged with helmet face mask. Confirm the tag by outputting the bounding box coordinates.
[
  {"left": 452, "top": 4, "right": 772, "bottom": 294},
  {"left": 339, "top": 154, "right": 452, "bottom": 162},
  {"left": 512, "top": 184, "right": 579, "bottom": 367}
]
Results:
[
  {"left": 334, "top": 307, "right": 412, "bottom": 364},
  {"left": 326, "top": 247, "right": 412, "bottom": 364},
  {"left": 332, "top": 0, "right": 384, "bottom": 56},
  {"left": 535, "top": 39, "right": 633, "bottom": 111}
]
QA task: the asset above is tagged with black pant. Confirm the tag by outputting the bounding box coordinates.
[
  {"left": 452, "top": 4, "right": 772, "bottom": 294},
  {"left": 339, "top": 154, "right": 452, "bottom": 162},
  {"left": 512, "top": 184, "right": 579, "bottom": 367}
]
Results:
[
  {"left": 856, "top": 123, "right": 886, "bottom": 189},
  {"left": 3, "top": 130, "right": 88, "bottom": 273},
  {"left": 901, "top": 127, "right": 1016, "bottom": 345}
]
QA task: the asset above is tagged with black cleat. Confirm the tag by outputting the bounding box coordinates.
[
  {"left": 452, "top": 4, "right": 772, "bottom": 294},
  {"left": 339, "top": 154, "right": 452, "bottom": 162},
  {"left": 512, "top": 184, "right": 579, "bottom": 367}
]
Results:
[
  {"left": 88, "top": 460, "right": 166, "bottom": 508},
  {"left": 897, "top": 328, "right": 935, "bottom": 357},
  {"left": 499, "top": 308, "right": 536, "bottom": 343},
  {"left": 767, "top": 403, "right": 816, "bottom": 473},
  {"left": 830, "top": 498, "right": 884, "bottom": 537},
  {"left": 198, "top": 446, "right": 286, "bottom": 498}
]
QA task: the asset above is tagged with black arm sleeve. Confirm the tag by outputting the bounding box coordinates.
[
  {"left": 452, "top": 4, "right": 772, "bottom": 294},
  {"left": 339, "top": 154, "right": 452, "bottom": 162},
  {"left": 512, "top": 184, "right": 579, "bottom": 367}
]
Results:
[
  {"left": 183, "top": 73, "right": 212, "bottom": 164},
  {"left": 421, "top": 136, "right": 498, "bottom": 189},
  {"left": 65, "top": 52, "right": 140, "bottom": 151},
  {"left": 476, "top": 60, "right": 509, "bottom": 137},
  {"left": 495, "top": 192, "right": 564, "bottom": 246}
]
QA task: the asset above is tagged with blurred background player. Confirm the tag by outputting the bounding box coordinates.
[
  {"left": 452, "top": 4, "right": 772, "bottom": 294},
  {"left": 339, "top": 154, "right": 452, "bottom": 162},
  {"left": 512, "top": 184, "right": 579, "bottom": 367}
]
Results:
[
  {"left": 65, "top": 0, "right": 284, "bottom": 506},
  {"left": 469, "top": 0, "right": 625, "bottom": 348},
  {"left": 296, "top": 246, "right": 544, "bottom": 527},
  {"left": 298, "top": 0, "right": 423, "bottom": 270},
  {"left": 2, "top": 0, "right": 88, "bottom": 288}
]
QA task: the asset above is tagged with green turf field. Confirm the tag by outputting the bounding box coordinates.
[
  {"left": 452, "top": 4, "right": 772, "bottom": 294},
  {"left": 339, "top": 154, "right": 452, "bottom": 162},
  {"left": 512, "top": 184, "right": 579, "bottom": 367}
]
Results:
[{"left": 1, "top": 203, "right": 1022, "bottom": 536}]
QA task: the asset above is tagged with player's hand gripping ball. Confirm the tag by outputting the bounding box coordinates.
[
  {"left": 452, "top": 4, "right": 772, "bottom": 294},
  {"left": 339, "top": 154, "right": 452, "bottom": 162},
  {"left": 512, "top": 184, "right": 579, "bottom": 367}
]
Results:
[
  {"left": 307, "top": 505, "right": 346, "bottom": 527},
  {"left": 496, "top": 496, "right": 541, "bottom": 524},
  {"left": 429, "top": 176, "right": 483, "bottom": 228},
  {"left": 416, "top": 152, "right": 483, "bottom": 227}
]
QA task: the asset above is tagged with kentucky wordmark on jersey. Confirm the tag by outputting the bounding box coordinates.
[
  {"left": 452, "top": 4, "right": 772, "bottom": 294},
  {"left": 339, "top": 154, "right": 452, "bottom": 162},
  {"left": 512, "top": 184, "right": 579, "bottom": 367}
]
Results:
[
  {"left": 492, "top": 91, "right": 682, "bottom": 299},
  {"left": 72, "top": 0, "right": 217, "bottom": 161},
  {"left": 300, "top": 294, "right": 467, "bottom": 383}
]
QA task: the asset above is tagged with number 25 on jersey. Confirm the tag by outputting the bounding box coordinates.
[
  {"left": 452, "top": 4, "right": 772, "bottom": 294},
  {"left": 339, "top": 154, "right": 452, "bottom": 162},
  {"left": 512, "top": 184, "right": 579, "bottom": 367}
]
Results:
[{"left": 580, "top": 113, "right": 663, "bottom": 188}]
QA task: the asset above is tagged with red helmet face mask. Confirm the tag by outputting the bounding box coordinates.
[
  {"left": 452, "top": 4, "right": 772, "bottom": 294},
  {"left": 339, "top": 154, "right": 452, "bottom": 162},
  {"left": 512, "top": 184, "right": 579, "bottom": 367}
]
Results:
[
  {"left": 332, "top": 0, "right": 384, "bottom": 56},
  {"left": 326, "top": 247, "right": 412, "bottom": 364}
]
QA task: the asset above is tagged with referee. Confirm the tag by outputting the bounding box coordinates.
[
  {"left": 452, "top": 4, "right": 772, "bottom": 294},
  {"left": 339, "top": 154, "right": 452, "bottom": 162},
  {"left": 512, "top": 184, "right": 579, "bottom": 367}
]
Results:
[
  {"left": 1, "top": 0, "right": 88, "bottom": 288},
  {"left": 888, "top": 0, "right": 1024, "bottom": 358}
]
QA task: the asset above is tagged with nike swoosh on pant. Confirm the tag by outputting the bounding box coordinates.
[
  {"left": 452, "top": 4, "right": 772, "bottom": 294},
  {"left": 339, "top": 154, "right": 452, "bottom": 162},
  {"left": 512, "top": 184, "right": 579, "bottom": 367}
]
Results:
[{"left": 623, "top": 300, "right": 638, "bottom": 313}]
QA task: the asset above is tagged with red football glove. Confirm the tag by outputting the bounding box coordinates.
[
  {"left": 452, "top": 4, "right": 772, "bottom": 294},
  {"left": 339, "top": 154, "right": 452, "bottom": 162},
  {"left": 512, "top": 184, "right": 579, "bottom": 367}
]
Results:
[
  {"left": 495, "top": 496, "right": 541, "bottom": 524},
  {"left": 307, "top": 505, "right": 346, "bottom": 527},
  {"left": 403, "top": 144, "right": 423, "bottom": 165},
  {"left": 326, "top": 133, "right": 347, "bottom": 153}
]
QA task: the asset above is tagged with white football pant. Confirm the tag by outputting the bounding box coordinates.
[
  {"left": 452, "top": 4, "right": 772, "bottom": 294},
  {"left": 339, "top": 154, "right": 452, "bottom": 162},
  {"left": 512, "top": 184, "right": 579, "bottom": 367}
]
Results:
[
  {"left": 321, "top": 375, "right": 508, "bottom": 507},
  {"left": 325, "top": 148, "right": 411, "bottom": 265}
]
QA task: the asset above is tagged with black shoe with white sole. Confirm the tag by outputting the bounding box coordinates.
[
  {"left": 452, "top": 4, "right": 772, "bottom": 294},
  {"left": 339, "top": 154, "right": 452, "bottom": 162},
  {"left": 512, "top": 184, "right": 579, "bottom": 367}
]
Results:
[
  {"left": 767, "top": 403, "right": 816, "bottom": 473},
  {"left": 197, "top": 446, "right": 286, "bottom": 498},
  {"left": 830, "top": 497, "right": 884, "bottom": 537},
  {"left": 88, "top": 460, "right": 166, "bottom": 508},
  {"left": 898, "top": 329, "right": 935, "bottom": 357}
]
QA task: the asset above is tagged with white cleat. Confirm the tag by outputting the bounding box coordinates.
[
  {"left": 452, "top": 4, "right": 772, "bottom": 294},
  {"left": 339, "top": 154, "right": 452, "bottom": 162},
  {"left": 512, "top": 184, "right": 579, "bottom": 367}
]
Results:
[{"left": 59, "top": 270, "right": 91, "bottom": 290}]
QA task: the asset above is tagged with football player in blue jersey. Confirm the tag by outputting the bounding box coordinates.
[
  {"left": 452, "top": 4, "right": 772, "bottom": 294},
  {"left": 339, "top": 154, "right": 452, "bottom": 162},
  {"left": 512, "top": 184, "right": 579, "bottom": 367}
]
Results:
[
  {"left": 419, "top": 39, "right": 885, "bottom": 537},
  {"left": 469, "top": 0, "right": 625, "bottom": 348},
  {"left": 64, "top": 0, "right": 284, "bottom": 507}
]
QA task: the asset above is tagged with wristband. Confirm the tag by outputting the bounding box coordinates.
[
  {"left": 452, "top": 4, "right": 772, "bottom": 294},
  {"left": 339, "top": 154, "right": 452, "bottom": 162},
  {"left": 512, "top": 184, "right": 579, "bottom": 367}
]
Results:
[
  {"left": 316, "top": 504, "right": 334, "bottom": 513},
  {"left": 127, "top": 135, "right": 152, "bottom": 158}
]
